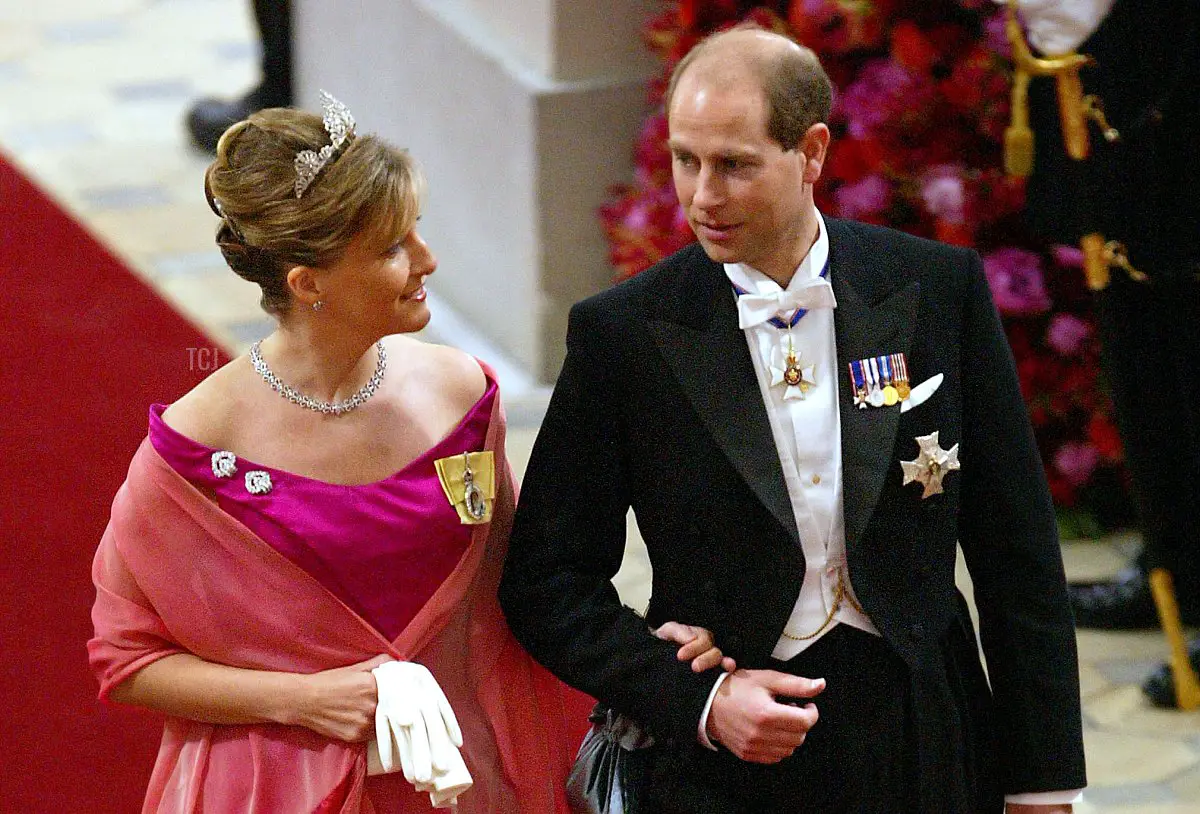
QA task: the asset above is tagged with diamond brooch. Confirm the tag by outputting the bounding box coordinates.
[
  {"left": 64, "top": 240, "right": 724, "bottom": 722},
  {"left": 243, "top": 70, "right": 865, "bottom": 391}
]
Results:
[
  {"left": 211, "top": 450, "right": 237, "bottom": 479},
  {"left": 245, "top": 470, "right": 273, "bottom": 495}
]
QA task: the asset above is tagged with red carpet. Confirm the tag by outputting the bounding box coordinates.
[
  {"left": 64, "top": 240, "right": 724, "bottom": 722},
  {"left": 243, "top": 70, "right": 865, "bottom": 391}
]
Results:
[{"left": 0, "top": 153, "right": 227, "bottom": 811}]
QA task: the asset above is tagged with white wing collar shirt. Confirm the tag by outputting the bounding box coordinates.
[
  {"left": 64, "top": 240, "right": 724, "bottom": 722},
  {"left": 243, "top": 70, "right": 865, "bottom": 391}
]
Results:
[
  {"left": 727, "top": 209, "right": 878, "bottom": 662},
  {"left": 695, "top": 209, "right": 874, "bottom": 748}
]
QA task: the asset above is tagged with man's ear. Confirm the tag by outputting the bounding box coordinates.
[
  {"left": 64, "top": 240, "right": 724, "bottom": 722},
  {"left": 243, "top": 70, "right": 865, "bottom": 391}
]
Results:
[
  {"left": 799, "top": 123, "right": 831, "bottom": 184},
  {"left": 285, "top": 264, "right": 324, "bottom": 309}
]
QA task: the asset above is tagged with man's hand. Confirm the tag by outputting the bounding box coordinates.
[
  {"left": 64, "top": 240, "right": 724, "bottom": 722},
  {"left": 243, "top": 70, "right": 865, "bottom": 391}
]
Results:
[
  {"left": 653, "top": 621, "right": 737, "bottom": 673},
  {"left": 706, "top": 669, "right": 824, "bottom": 763},
  {"left": 1007, "top": 805, "right": 1073, "bottom": 814}
]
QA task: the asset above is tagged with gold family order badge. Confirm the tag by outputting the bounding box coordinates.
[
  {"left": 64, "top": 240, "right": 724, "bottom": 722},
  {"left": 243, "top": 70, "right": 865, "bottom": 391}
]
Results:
[
  {"left": 434, "top": 450, "right": 495, "bottom": 524},
  {"left": 770, "top": 343, "right": 817, "bottom": 401}
]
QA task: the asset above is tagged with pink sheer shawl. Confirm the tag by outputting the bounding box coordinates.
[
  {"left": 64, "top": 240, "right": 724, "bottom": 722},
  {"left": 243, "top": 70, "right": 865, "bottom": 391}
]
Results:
[{"left": 88, "top": 384, "right": 578, "bottom": 813}]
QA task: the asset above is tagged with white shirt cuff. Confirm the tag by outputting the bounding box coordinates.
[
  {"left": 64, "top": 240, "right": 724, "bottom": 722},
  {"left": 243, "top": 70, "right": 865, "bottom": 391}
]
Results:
[
  {"left": 696, "top": 671, "right": 732, "bottom": 750},
  {"left": 1005, "top": 788, "right": 1085, "bottom": 805}
]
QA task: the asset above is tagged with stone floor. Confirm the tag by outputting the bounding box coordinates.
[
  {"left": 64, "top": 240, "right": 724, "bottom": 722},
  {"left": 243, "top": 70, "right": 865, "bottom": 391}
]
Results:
[{"left": 3, "top": 1, "right": 1197, "bottom": 810}]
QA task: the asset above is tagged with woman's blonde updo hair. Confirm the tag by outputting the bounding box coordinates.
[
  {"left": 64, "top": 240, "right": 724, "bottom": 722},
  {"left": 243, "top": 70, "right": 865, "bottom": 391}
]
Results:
[{"left": 203, "top": 107, "right": 424, "bottom": 316}]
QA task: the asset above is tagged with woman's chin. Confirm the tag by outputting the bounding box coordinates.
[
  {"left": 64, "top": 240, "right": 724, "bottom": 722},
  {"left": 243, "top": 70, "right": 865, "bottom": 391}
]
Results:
[{"left": 394, "top": 305, "right": 432, "bottom": 335}]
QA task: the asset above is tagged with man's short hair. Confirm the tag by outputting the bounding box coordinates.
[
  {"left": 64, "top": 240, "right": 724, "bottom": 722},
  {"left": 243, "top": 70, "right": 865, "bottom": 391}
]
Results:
[{"left": 665, "top": 26, "right": 833, "bottom": 151}]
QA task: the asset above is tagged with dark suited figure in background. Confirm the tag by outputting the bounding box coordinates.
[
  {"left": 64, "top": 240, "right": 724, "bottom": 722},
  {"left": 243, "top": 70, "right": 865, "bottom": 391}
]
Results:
[
  {"left": 501, "top": 26, "right": 1085, "bottom": 813},
  {"left": 1022, "top": 0, "right": 1200, "bottom": 707},
  {"left": 186, "top": 0, "right": 292, "bottom": 152}
]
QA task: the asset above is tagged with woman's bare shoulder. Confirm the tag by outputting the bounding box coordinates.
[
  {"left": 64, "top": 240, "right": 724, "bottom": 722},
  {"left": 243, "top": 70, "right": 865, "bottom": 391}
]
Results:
[
  {"left": 383, "top": 335, "right": 487, "bottom": 410},
  {"left": 160, "top": 357, "right": 253, "bottom": 448}
]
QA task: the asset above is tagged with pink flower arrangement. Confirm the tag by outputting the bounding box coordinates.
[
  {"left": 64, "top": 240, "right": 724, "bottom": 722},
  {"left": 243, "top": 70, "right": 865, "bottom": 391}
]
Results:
[
  {"left": 788, "top": 0, "right": 896, "bottom": 55},
  {"left": 600, "top": 0, "right": 1130, "bottom": 532},
  {"left": 1052, "top": 243, "right": 1085, "bottom": 268},
  {"left": 838, "top": 58, "right": 936, "bottom": 141},
  {"left": 920, "top": 164, "right": 967, "bottom": 224},
  {"left": 983, "top": 10, "right": 1012, "bottom": 58},
  {"left": 833, "top": 174, "right": 891, "bottom": 221},
  {"left": 1055, "top": 442, "right": 1101, "bottom": 488},
  {"left": 983, "top": 248, "right": 1052, "bottom": 316},
  {"left": 1046, "top": 313, "right": 1091, "bottom": 357}
]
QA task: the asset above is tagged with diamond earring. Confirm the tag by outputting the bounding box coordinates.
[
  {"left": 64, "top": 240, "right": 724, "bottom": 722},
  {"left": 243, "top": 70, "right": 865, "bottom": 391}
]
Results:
[{"left": 312, "top": 300, "right": 324, "bottom": 311}]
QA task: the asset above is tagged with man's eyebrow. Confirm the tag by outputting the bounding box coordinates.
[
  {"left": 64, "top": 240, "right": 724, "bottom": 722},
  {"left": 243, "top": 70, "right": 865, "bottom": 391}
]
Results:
[
  {"left": 666, "top": 142, "right": 758, "bottom": 161},
  {"left": 717, "top": 149, "right": 759, "bottom": 161}
]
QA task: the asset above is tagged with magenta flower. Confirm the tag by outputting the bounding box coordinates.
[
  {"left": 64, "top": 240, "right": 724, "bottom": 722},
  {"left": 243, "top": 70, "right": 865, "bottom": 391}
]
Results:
[
  {"left": 982, "top": 8, "right": 1011, "bottom": 59},
  {"left": 1054, "top": 442, "right": 1101, "bottom": 487},
  {"left": 635, "top": 115, "right": 670, "bottom": 174},
  {"left": 1051, "top": 244, "right": 1084, "bottom": 268},
  {"left": 983, "top": 248, "right": 1053, "bottom": 315},
  {"left": 622, "top": 199, "right": 651, "bottom": 233},
  {"left": 921, "top": 164, "right": 967, "bottom": 223},
  {"left": 837, "top": 58, "right": 935, "bottom": 140},
  {"left": 1046, "top": 313, "right": 1091, "bottom": 356},
  {"left": 834, "top": 174, "right": 891, "bottom": 220}
]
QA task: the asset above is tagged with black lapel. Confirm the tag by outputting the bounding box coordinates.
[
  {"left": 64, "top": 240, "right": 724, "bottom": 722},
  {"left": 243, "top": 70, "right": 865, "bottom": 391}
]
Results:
[
  {"left": 648, "top": 252, "right": 799, "bottom": 548},
  {"left": 827, "top": 220, "right": 921, "bottom": 550}
]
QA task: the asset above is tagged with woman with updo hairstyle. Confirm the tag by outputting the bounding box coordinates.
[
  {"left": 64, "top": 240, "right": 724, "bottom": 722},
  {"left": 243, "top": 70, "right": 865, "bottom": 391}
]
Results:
[{"left": 86, "top": 94, "right": 731, "bottom": 813}]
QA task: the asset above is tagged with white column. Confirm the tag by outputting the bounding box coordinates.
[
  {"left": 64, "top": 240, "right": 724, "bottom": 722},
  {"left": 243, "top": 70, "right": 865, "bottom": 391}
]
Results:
[{"left": 294, "top": 0, "right": 657, "bottom": 381}]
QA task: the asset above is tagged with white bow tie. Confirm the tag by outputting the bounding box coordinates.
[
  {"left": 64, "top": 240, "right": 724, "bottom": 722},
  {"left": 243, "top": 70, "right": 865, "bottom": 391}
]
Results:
[{"left": 736, "top": 277, "right": 837, "bottom": 329}]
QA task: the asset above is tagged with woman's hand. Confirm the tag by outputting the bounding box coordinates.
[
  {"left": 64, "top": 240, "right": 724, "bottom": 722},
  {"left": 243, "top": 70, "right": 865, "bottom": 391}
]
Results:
[
  {"left": 653, "top": 622, "right": 737, "bottom": 673},
  {"left": 290, "top": 654, "right": 393, "bottom": 742},
  {"left": 109, "top": 651, "right": 394, "bottom": 743}
]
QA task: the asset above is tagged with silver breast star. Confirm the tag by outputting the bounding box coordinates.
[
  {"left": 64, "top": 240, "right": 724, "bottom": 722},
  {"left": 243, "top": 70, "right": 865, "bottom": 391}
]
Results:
[{"left": 900, "top": 431, "right": 960, "bottom": 499}]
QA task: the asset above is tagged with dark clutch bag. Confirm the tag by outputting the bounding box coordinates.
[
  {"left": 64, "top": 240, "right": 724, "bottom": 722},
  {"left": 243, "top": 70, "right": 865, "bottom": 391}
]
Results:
[{"left": 566, "top": 702, "right": 656, "bottom": 814}]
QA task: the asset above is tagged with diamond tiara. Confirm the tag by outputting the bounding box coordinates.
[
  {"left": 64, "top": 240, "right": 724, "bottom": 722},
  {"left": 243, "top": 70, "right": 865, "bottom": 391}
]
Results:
[{"left": 293, "top": 90, "right": 356, "bottom": 198}]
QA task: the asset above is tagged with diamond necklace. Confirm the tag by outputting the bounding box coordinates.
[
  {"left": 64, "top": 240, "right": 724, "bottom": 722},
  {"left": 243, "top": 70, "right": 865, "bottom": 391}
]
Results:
[{"left": 250, "top": 340, "right": 387, "bottom": 416}]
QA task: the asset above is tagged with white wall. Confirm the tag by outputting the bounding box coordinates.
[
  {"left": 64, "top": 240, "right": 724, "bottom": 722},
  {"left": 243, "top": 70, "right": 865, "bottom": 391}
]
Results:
[{"left": 294, "top": 0, "right": 657, "bottom": 380}]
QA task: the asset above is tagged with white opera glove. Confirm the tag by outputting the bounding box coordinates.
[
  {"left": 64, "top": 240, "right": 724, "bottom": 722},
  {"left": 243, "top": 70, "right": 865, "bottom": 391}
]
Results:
[
  {"left": 368, "top": 661, "right": 472, "bottom": 807},
  {"left": 371, "top": 661, "right": 432, "bottom": 783},
  {"left": 426, "top": 740, "right": 472, "bottom": 808},
  {"left": 993, "top": 0, "right": 1116, "bottom": 53},
  {"left": 409, "top": 667, "right": 471, "bottom": 807}
]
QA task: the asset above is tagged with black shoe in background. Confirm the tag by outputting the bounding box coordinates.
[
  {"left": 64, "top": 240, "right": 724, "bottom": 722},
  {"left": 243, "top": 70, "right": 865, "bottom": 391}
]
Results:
[
  {"left": 185, "top": 82, "right": 292, "bottom": 154},
  {"left": 1069, "top": 563, "right": 1200, "bottom": 630},
  {"left": 1069, "top": 564, "right": 1163, "bottom": 629},
  {"left": 1142, "top": 636, "right": 1200, "bottom": 709}
]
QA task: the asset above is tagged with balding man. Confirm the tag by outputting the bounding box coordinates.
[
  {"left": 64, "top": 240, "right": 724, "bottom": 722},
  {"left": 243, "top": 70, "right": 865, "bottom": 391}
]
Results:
[{"left": 500, "top": 27, "right": 1085, "bottom": 813}]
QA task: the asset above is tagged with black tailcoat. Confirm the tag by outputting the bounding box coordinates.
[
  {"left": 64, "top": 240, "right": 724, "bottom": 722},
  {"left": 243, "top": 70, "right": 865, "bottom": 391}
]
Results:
[{"left": 500, "top": 219, "right": 1086, "bottom": 810}]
